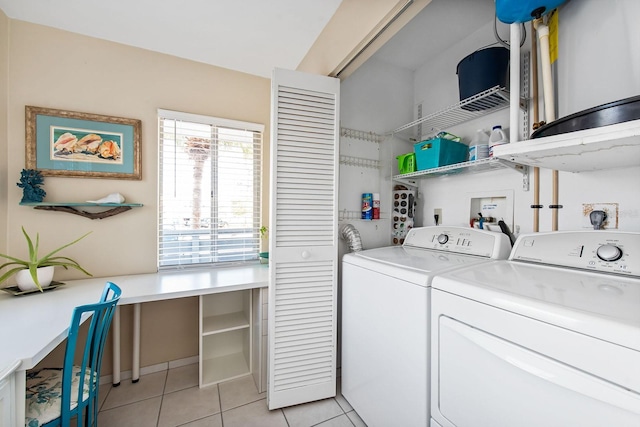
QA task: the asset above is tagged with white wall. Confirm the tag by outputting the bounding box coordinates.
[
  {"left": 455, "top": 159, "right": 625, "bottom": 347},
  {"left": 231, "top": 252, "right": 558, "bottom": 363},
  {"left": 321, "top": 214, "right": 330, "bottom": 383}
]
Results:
[
  {"left": 341, "top": 57, "right": 415, "bottom": 134},
  {"left": 341, "top": 0, "right": 640, "bottom": 242},
  {"left": 339, "top": 57, "right": 414, "bottom": 252}
]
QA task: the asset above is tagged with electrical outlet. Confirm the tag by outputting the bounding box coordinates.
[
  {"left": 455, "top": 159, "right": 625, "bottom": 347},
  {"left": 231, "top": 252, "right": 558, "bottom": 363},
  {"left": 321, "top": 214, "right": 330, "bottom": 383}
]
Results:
[
  {"left": 582, "top": 203, "right": 619, "bottom": 229},
  {"left": 434, "top": 208, "right": 442, "bottom": 225}
]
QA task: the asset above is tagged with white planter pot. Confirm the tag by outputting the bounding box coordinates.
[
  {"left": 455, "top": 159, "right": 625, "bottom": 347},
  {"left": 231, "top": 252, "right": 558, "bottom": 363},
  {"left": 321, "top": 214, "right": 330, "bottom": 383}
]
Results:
[{"left": 15, "top": 266, "right": 55, "bottom": 291}]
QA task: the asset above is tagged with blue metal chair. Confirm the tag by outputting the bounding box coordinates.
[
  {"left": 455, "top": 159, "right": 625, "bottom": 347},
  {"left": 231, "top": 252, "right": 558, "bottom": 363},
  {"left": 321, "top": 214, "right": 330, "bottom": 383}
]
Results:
[{"left": 25, "top": 282, "right": 122, "bottom": 427}]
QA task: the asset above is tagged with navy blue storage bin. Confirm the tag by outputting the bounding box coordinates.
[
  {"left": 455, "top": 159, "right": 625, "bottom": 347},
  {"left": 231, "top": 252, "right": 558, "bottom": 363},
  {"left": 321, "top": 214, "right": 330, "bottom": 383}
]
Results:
[{"left": 457, "top": 47, "right": 510, "bottom": 111}]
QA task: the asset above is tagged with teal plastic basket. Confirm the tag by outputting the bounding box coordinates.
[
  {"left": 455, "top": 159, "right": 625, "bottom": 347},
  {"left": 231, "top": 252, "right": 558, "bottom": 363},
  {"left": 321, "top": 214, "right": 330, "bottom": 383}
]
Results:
[{"left": 414, "top": 138, "right": 468, "bottom": 170}]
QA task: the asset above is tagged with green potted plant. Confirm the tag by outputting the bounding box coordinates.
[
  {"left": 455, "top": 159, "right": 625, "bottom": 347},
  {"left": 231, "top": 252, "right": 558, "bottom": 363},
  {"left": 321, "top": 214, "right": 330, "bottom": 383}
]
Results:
[
  {"left": 259, "top": 226, "right": 269, "bottom": 264},
  {"left": 0, "top": 227, "right": 92, "bottom": 292}
]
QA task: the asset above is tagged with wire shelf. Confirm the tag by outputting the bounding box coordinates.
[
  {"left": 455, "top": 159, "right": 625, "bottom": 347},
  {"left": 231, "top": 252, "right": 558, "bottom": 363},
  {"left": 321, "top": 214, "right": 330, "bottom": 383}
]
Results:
[
  {"left": 339, "top": 210, "right": 387, "bottom": 221},
  {"left": 388, "top": 86, "right": 512, "bottom": 137},
  {"left": 392, "top": 157, "right": 529, "bottom": 191}
]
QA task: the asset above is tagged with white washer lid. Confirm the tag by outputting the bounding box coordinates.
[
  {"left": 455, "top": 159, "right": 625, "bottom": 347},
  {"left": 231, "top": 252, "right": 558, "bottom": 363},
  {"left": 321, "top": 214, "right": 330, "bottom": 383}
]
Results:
[
  {"left": 432, "top": 261, "right": 640, "bottom": 351},
  {"left": 343, "top": 246, "right": 494, "bottom": 286}
]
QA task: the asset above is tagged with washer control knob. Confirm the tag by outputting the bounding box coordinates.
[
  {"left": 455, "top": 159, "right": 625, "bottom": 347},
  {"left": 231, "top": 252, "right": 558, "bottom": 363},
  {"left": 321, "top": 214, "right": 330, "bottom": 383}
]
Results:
[
  {"left": 596, "top": 244, "right": 622, "bottom": 262},
  {"left": 437, "top": 234, "right": 449, "bottom": 244}
]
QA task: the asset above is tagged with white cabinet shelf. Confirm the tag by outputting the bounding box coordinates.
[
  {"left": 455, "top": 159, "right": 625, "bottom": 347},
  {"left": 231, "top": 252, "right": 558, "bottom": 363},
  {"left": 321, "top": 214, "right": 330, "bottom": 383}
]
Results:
[
  {"left": 201, "top": 346, "right": 250, "bottom": 385},
  {"left": 202, "top": 311, "right": 250, "bottom": 335},
  {"left": 201, "top": 346, "right": 249, "bottom": 387},
  {"left": 493, "top": 118, "right": 640, "bottom": 172},
  {"left": 199, "top": 291, "right": 252, "bottom": 387}
]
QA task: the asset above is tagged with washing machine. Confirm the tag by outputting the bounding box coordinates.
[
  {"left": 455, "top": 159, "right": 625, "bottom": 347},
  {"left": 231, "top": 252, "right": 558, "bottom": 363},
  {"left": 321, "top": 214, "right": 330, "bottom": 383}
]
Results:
[
  {"left": 341, "top": 226, "right": 511, "bottom": 427},
  {"left": 430, "top": 230, "right": 640, "bottom": 427}
]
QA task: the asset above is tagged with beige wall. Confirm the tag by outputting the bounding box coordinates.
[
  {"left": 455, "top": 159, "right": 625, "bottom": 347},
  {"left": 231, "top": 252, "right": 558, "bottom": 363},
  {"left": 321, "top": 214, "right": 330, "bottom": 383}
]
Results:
[
  {"left": 2, "top": 3, "right": 403, "bottom": 374},
  {"left": 0, "top": 10, "right": 8, "bottom": 254},
  {"left": 5, "top": 20, "right": 271, "bottom": 371}
]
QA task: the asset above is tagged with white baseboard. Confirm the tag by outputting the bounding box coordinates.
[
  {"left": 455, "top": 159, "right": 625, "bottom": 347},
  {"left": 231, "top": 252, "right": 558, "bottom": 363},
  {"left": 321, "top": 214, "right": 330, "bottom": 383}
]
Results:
[
  {"left": 169, "top": 355, "right": 199, "bottom": 369},
  {"left": 100, "top": 355, "right": 198, "bottom": 385}
]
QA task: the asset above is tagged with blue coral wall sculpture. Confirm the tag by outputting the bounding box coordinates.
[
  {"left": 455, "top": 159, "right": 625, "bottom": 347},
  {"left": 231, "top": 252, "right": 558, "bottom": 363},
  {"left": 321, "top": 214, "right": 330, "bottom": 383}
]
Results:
[{"left": 17, "top": 169, "right": 46, "bottom": 203}]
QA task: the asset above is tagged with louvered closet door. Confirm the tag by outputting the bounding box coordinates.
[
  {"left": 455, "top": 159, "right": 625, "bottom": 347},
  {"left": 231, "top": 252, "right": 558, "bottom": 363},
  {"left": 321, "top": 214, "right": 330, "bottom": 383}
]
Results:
[{"left": 268, "top": 68, "right": 340, "bottom": 410}]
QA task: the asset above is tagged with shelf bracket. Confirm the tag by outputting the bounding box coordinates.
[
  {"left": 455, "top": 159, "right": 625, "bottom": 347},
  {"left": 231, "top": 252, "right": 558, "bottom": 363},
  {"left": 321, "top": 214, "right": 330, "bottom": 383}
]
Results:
[
  {"left": 497, "top": 160, "right": 530, "bottom": 191},
  {"left": 32, "top": 205, "right": 133, "bottom": 219}
]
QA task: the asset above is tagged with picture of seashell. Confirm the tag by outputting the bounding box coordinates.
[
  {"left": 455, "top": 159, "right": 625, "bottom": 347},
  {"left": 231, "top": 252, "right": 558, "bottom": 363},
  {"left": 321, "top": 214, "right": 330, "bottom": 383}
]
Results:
[
  {"left": 75, "top": 133, "right": 102, "bottom": 153},
  {"left": 99, "top": 140, "right": 121, "bottom": 159},
  {"left": 85, "top": 139, "right": 102, "bottom": 154},
  {"left": 53, "top": 132, "right": 78, "bottom": 153}
]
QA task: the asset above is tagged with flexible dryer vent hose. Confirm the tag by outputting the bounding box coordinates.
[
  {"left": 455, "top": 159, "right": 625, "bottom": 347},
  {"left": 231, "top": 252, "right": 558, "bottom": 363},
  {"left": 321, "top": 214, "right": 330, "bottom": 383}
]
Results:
[{"left": 340, "top": 224, "right": 363, "bottom": 253}]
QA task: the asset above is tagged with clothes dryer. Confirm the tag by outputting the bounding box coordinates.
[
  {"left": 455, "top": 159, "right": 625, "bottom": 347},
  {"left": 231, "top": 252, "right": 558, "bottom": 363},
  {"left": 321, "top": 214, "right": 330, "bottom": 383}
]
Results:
[
  {"left": 430, "top": 231, "right": 640, "bottom": 427},
  {"left": 341, "top": 226, "right": 511, "bottom": 427}
]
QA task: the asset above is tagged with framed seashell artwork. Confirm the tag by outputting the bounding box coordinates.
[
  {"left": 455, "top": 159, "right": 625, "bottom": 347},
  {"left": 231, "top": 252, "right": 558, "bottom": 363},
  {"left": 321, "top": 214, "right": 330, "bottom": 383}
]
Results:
[{"left": 25, "top": 106, "right": 141, "bottom": 180}]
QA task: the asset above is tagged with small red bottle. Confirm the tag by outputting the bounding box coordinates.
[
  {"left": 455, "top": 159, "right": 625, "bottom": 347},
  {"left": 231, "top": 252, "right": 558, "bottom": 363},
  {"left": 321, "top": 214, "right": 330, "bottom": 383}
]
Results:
[{"left": 372, "top": 193, "right": 380, "bottom": 220}]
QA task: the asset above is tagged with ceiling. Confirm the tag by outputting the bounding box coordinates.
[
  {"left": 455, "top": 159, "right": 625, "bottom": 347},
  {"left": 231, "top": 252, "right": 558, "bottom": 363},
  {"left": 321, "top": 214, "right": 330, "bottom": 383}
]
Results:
[
  {"left": 0, "top": 0, "right": 499, "bottom": 79},
  {"left": 373, "top": 0, "right": 498, "bottom": 71},
  {"left": 0, "top": 0, "right": 343, "bottom": 78}
]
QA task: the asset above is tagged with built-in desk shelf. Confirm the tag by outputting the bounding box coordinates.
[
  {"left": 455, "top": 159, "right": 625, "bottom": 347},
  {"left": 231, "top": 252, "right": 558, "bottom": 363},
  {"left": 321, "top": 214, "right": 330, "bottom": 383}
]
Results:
[
  {"left": 202, "top": 311, "right": 250, "bottom": 335},
  {"left": 20, "top": 202, "right": 143, "bottom": 219},
  {"left": 201, "top": 352, "right": 250, "bottom": 386},
  {"left": 199, "top": 291, "right": 252, "bottom": 387}
]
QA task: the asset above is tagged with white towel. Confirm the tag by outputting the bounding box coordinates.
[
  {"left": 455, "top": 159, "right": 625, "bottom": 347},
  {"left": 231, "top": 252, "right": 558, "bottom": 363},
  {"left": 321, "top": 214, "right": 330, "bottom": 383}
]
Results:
[{"left": 87, "top": 192, "right": 125, "bottom": 203}]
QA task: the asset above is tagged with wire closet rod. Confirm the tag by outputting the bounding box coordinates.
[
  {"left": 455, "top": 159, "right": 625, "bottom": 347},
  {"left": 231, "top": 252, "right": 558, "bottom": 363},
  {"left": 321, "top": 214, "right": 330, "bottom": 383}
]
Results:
[{"left": 340, "top": 127, "right": 384, "bottom": 143}]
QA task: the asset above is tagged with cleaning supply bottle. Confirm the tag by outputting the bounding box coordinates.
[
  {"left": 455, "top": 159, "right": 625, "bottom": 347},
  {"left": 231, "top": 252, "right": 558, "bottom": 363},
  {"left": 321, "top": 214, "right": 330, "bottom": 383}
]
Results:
[
  {"left": 489, "top": 125, "right": 508, "bottom": 157},
  {"left": 469, "top": 129, "right": 489, "bottom": 161},
  {"left": 372, "top": 193, "right": 380, "bottom": 219},
  {"left": 362, "top": 193, "right": 373, "bottom": 220}
]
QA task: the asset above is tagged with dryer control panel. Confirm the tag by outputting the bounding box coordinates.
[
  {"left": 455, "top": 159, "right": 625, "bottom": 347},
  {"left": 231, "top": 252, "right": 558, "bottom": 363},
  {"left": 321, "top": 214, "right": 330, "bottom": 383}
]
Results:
[
  {"left": 403, "top": 226, "right": 511, "bottom": 259},
  {"left": 510, "top": 231, "right": 640, "bottom": 276}
]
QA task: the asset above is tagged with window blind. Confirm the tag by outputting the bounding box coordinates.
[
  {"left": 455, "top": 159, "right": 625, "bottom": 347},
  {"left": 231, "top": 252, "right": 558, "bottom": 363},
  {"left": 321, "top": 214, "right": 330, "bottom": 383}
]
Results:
[{"left": 158, "top": 109, "right": 264, "bottom": 268}]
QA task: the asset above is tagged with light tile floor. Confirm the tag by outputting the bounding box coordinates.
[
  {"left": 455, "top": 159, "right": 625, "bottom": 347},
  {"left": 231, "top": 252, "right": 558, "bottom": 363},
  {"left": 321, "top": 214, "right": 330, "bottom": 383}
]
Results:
[{"left": 96, "top": 364, "right": 367, "bottom": 427}]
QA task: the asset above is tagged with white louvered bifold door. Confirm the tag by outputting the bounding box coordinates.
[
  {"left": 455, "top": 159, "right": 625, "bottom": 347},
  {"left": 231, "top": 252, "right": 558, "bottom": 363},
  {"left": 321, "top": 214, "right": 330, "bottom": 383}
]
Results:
[{"left": 268, "top": 68, "right": 340, "bottom": 410}]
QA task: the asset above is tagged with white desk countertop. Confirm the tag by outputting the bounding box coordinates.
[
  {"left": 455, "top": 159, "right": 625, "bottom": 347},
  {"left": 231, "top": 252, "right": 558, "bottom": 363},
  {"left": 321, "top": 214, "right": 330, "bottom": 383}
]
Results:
[{"left": 0, "top": 264, "right": 269, "bottom": 377}]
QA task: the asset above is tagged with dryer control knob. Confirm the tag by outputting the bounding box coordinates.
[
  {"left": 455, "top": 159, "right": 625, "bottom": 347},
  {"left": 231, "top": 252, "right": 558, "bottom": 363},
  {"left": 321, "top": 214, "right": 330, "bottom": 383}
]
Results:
[
  {"left": 437, "top": 234, "right": 449, "bottom": 244},
  {"left": 596, "top": 244, "right": 622, "bottom": 262}
]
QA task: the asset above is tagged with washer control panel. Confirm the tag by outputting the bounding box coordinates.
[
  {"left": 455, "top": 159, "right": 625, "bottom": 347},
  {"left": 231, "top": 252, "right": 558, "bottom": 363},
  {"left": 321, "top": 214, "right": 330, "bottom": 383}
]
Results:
[
  {"left": 437, "top": 233, "right": 449, "bottom": 244},
  {"left": 510, "top": 231, "right": 639, "bottom": 276},
  {"left": 403, "top": 226, "right": 511, "bottom": 259}
]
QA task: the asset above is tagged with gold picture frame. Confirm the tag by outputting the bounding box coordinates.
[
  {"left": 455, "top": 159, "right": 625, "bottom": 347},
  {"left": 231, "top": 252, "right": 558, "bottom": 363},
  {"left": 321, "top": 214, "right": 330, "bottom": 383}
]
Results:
[{"left": 26, "top": 106, "right": 142, "bottom": 180}]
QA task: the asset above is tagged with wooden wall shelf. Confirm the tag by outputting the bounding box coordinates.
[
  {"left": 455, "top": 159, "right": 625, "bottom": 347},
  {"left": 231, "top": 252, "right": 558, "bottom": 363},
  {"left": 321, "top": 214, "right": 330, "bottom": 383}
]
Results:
[{"left": 19, "top": 202, "right": 143, "bottom": 220}]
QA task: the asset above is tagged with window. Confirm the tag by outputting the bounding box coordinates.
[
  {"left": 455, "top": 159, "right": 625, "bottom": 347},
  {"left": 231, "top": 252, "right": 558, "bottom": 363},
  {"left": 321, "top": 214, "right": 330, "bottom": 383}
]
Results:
[{"left": 158, "top": 109, "right": 263, "bottom": 268}]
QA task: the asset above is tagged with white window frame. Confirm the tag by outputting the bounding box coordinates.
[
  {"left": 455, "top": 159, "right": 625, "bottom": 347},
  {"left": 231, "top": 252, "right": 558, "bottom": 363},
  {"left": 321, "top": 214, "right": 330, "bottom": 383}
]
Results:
[{"left": 158, "top": 109, "right": 264, "bottom": 269}]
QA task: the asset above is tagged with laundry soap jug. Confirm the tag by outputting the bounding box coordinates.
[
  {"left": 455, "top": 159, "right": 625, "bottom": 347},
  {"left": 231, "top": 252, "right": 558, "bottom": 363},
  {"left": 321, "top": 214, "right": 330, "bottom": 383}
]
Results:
[
  {"left": 469, "top": 129, "right": 489, "bottom": 161},
  {"left": 489, "top": 125, "right": 508, "bottom": 157}
]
